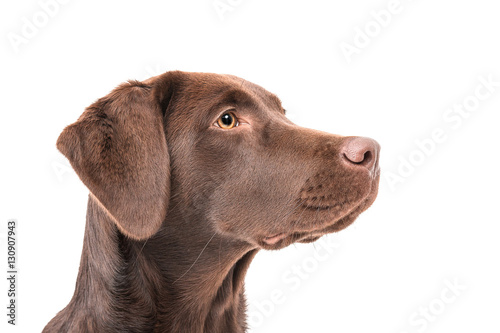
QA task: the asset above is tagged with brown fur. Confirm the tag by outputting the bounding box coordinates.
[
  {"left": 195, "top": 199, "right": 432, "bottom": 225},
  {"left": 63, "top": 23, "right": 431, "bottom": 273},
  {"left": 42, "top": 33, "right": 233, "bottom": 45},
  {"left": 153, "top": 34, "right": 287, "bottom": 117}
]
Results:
[{"left": 44, "top": 71, "right": 380, "bottom": 332}]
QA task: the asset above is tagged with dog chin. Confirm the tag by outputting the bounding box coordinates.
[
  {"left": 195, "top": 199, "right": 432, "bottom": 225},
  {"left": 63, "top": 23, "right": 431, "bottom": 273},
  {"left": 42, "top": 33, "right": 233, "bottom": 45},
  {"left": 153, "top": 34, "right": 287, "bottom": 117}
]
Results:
[{"left": 258, "top": 211, "right": 359, "bottom": 250}]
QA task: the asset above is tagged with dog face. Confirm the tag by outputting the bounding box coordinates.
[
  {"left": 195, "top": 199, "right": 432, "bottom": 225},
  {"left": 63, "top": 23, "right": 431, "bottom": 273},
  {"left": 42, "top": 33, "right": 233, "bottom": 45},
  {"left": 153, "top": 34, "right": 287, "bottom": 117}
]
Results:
[
  {"left": 161, "top": 72, "right": 380, "bottom": 250},
  {"left": 57, "top": 71, "right": 379, "bottom": 249}
]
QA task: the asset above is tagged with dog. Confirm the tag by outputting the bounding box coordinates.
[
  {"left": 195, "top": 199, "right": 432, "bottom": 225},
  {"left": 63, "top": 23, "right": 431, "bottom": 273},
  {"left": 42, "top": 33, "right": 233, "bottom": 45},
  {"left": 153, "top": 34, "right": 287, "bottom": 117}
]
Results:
[{"left": 43, "top": 71, "right": 380, "bottom": 332}]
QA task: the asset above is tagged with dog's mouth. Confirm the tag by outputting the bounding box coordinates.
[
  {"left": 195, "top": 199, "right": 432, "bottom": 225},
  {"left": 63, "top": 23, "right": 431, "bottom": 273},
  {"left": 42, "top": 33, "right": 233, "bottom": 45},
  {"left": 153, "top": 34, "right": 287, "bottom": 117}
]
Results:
[
  {"left": 263, "top": 233, "right": 288, "bottom": 245},
  {"left": 263, "top": 232, "right": 322, "bottom": 245},
  {"left": 260, "top": 232, "right": 322, "bottom": 249},
  {"left": 261, "top": 232, "right": 320, "bottom": 248},
  {"left": 259, "top": 172, "right": 380, "bottom": 250},
  {"left": 259, "top": 207, "right": 366, "bottom": 250}
]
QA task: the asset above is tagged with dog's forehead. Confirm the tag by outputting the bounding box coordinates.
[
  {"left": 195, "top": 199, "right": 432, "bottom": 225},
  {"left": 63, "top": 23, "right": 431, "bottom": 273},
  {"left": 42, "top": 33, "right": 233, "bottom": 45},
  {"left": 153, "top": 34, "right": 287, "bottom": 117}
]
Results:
[{"left": 182, "top": 72, "right": 283, "bottom": 110}]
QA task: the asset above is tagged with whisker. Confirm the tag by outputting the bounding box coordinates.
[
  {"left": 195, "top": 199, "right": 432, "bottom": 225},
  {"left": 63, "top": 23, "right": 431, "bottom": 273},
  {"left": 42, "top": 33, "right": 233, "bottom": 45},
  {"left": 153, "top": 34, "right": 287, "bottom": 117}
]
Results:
[
  {"left": 315, "top": 199, "right": 323, "bottom": 222},
  {"left": 292, "top": 203, "right": 309, "bottom": 231},
  {"left": 166, "top": 195, "right": 183, "bottom": 214},
  {"left": 133, "top": 239, "right": 149, "bottom": 268},
  {"left": 173, "top": 231, "right": 217, "bottom": 284},
  {"left": 279, "top": 198, "right": 306, "bottom": 228},
  {"left": 219, "top": 237, "right": 222, "bottom": 265},
  {"left": 297, "top": 201, "right": 310, "bottom": 222}
]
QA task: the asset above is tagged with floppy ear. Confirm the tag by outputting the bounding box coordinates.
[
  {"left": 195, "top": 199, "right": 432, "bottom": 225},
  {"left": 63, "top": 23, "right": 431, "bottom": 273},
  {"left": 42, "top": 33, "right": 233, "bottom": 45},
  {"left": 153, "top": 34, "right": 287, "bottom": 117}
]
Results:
[{"left": 57, "top": 79, "right": 173, "bottom": 240}]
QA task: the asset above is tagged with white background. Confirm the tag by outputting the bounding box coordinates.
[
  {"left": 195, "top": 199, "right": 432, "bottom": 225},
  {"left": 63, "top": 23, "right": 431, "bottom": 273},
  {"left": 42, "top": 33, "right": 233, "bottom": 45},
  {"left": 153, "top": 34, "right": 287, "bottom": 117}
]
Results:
[{"left": 1, "top": 0, "right": 499, "bottom": 332}]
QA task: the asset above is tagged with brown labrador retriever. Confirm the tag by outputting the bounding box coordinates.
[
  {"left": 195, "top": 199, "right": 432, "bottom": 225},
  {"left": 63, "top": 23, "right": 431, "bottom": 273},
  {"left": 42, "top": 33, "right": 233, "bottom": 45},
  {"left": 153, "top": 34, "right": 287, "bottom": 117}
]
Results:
[{"left": 43, "top": 71, "right": 380, "bottom": 332}]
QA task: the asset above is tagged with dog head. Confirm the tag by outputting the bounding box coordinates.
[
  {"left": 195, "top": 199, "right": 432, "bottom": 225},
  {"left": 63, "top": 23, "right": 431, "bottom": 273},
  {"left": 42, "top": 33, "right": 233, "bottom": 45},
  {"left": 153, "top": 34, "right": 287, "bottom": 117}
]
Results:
[{"left": 57, "top": 71, "right": 380, "bottom": 248}]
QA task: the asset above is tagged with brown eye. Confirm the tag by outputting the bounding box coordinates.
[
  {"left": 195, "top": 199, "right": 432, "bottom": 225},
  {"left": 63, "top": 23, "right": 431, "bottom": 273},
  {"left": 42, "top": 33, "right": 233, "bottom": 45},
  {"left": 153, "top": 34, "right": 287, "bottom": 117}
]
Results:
[{"left": 217, "top": 112, "right": 238, "bottom": 129}]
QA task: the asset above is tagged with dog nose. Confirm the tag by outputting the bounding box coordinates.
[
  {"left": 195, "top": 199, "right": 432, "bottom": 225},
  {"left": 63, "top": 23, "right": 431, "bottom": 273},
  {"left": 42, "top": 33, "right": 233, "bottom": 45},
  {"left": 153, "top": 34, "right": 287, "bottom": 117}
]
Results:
[{"left": 341, "top": 137, "right": 380, "bottom": 171}]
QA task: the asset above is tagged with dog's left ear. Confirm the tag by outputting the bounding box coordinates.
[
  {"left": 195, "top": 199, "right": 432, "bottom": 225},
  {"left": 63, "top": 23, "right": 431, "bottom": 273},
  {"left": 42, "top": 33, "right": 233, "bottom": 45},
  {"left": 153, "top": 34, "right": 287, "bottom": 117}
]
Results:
[{"left": 57, "top": 79, "right": 174, "bottom": 240}]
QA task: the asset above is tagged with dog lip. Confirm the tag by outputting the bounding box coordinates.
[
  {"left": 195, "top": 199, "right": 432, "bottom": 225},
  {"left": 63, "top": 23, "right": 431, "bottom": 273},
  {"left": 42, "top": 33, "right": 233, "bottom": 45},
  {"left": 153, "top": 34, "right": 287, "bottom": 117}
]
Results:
[
  {"left": 301, "top": 202, "right": 343, "bottom": 211},
  {"left": 263, "top": 233, "right": 287, "bottom": 245}
]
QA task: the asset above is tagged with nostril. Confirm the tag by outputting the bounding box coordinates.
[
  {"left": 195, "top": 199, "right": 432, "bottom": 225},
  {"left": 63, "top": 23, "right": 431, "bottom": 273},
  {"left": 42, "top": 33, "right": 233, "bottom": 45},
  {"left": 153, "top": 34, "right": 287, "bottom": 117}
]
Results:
[
  {"left": 360, "top": 150, "right": 373, "bottom": 166},
  {"left": 341, "top": 137, "right": 379, "bottom": 170},
  {"left": 343, "top": 150, "right": 372, "bottom": 166}
]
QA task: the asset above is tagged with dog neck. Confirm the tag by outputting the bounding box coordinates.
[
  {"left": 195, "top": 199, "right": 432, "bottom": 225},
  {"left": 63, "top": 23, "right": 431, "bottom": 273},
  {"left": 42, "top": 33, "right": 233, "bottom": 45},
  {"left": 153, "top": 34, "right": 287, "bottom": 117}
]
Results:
[
  {"left": 46, "top": 195, "right": 258, "bottom": 333},
  {"left": 146, "top": 207, "right": 259, "bottom": 333}
]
